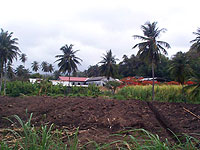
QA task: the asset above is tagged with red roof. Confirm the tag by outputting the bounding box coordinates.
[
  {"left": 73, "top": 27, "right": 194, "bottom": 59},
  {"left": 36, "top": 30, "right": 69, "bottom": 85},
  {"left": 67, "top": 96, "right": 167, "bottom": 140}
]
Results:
[{"left": 59, "top": 76, "right": 88, "bottom": 82}]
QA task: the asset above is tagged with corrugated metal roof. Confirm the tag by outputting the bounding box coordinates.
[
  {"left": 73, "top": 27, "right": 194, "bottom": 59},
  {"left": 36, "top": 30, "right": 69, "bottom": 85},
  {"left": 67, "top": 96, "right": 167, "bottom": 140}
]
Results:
[{"left": 59, "top": 76, "right": 88, "bottom": 82}]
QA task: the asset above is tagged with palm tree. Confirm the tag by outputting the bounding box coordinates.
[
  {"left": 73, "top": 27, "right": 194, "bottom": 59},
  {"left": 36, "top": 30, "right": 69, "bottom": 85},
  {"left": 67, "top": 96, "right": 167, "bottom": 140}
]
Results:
[
  {"left": 190, "top": 28, "right": 200, "bottom": 52},
  {"left": 47, "top": 64, "right": 54, "bottom": 73},
  {"left": 7, "top": 61, "right": 15, "bottom": 80},
  {"left": 132, "top": 21, "right": 170, "bottom": 100},
  {"left": 99, "top": 49, "right": 118, "bottom": 80},
  {"left": 169, "top": 52, "right": 192, "bottom": 102},
  {"left": 20, "top": 53, "right": 27, "bottom": 67},
  {"left": 55, "top": 44, "right": 82, "bottom": 86},
  {"left": 41, "top": 61, "right": 48, "bottom": 73},
  {"left": 31, "top": 61, "right": 39, "bottom": 72},
  {"left": 0, "top": 29, "right": 20, "bottom": 95},
  {"left": 169, "top": 52, "right": 192, "bottom": 85}
]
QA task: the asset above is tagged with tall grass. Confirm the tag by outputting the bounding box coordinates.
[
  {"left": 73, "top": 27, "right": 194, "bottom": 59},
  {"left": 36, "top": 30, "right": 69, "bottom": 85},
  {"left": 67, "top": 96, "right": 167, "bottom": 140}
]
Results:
[{"left": 115, "top": 85, "right": 200, "bottom": 103}]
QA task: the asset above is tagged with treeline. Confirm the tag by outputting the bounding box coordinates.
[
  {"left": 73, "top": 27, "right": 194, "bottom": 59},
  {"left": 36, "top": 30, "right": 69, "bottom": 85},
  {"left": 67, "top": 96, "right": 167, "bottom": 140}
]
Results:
[{"left": 82, "top": 49, "right": 200, "bottom": 81}]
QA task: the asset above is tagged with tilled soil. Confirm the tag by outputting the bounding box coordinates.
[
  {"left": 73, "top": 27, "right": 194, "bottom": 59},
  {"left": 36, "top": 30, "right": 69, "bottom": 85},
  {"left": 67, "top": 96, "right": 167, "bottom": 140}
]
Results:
[{"left": 0, "top": 96, "right": 199, "bottom": 144}]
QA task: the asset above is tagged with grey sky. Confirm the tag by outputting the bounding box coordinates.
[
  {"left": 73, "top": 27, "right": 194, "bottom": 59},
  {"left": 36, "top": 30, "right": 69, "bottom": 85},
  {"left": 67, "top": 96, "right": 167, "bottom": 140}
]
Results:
[{"left": 0, "top": 0, "right": 199, "bottom": 71}]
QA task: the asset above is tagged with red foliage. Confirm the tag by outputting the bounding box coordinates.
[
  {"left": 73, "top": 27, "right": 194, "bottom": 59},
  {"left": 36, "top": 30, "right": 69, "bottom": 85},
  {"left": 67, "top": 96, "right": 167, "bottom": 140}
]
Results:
[{"left": 119, "top": 77, "right": 196, "bottom": 88}]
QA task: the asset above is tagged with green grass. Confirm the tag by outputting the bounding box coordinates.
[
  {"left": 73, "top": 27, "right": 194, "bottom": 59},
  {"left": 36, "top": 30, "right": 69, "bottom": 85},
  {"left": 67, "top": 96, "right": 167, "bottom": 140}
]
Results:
[
  {"left": 115, "top": 85, "right": 200, "bottom": 103},
  {"left": 1, "top": 114, "right": 199, "bottom": 150}
]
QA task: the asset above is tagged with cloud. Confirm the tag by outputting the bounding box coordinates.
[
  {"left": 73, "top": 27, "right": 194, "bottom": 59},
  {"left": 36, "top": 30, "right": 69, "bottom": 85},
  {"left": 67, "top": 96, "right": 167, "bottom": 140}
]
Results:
[{"left": 1, "top": 0, "right": 200, "bottom": 72}]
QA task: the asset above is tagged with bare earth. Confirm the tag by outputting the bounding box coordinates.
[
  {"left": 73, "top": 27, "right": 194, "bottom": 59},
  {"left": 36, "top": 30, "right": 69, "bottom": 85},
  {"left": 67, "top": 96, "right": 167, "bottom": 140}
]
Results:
[{"left": 0, "top": 96, "right": 199, "bottom": 144}]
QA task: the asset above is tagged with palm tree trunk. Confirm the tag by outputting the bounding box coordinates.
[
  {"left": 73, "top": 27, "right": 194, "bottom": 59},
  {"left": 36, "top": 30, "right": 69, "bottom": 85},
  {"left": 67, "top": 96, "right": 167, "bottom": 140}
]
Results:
[
  {"left": 182, "top": 85, "right": 186, "bottom": 103},
  {"left": 0, "top": 62, "right": 3, "bottom": 95},
  {"left": 152, "top": 62, "right": 155, "bottom": 101},
  {"left": 68, "top": 72, "right": 71, "bottom": 87},
  {"left": 3, "top": 62, "right": 7, "bottom": 95},
  {"left": 0, "top": 71, "right": 3, "bottom": 95}
]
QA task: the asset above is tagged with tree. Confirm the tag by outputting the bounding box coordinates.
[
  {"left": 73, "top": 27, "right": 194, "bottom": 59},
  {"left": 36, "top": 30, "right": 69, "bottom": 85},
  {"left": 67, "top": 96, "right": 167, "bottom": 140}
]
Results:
[
  {"left": 53, "top": 70, "right": 61, "bottom": 80},
  {"left": 20, "top": 53, "right": 27, "bottom": 67},
  {"left": 169, "top": 52, "right": 192, "bottom": 102},
  {"left": 15, "top": 65, "right": 30, "bottom": 80},
  {"left": 169, "top": 52, "right": 192, "bottom": 85},
  {"left": 47, "top": 64, "right": 54, "bottom": 73},
  {"left": 190, "top": 28, "right": 200, "bottom": 52},
  {"left": 55, "top": 44, "right": 82, "bottom": 86},
  {"left": 132, "top": 21, "right": 170, "bottom": 100},
  {"left": 41, "top": 61, "right": 48, "bottom": 73},
  {"left": 0, "top": 29, "right": 20, "bottom": 95},
  {"left": 31, "top": 61, "right": 40, "bottom": 72},
  {"left": 99, "top": 49, "right": 118, "bottom": 80},
  {"left": 7, "top": 61, "right": 15, "bottom": 80},
  {"left": 86, "top": 65, "right": 101, "bottom": 77}
]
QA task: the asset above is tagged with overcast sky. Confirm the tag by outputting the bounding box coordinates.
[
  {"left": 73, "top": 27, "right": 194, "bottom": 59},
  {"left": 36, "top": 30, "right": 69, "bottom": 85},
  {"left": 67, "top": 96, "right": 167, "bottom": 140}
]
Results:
[{"left": 0, "top": 0, "right": 199, "bottom": 72}]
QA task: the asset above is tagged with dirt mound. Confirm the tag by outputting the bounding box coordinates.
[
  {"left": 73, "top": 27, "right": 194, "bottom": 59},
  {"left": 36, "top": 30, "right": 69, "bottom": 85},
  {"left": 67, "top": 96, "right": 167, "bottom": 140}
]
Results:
[{"left": 0, "top": 96, "right": 199, "bottom": 143}]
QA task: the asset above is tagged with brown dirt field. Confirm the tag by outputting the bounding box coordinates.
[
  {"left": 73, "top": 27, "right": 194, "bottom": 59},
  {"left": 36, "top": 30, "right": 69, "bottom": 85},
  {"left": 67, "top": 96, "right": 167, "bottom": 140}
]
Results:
[{"left": 0, "top": 96, "right": 199, "bottom": 144}]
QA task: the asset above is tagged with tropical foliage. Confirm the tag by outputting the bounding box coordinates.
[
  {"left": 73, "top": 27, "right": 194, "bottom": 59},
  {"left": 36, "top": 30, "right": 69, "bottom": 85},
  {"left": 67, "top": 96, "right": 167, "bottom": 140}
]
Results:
[
  {"left": 132, "top": 21, "right": 170, "bottom": 100},
  {"left": 99, "top": 49, "right": 118, "bottom": 80},
  {"left": 55, "top": 44, "right": 82, "bottom": 85},
  {"left": 0, "top": 29, "right": 20, "bottom": 95},
  {"left": 190, "top": 27, "right": 200, "bottom": 52}
]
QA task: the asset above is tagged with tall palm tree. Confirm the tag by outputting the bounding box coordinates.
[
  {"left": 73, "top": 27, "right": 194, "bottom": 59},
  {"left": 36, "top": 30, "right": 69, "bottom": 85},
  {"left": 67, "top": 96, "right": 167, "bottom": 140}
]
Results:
[
  {"left": 55, "top": 44, "right": 82, "bottom": 86},
  {"left": 20, "top": 53, "right": 27, "bottom": 67},
  {"left": 41, "top": 61, "right": 48, "bottom": 73},
  {"left": 31, "top": 61, "right": 39, "bottom": 72},
  {"left": 190, "top": 28, "right": 200, "bottom": 52},
  {"left": 0, "top": 29, "right": 20, "bottom": 95},
  {"left": 132, "top": 21, "right": 170, "bottom": 100},
  {"left": 99, "top": 49, "right": 118, "bottom": 80},
  {"left": 47, "top": 64, "right": 54, "bottom": 73}
]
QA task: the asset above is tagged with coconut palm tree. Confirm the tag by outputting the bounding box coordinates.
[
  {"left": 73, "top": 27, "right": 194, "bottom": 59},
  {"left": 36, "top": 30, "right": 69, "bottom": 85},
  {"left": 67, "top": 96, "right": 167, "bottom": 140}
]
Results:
[
  {"left": 132, "top": 21, "right": 170, "bottom": 100},
  {"left": 0, "top": 29, "right": 20, "bottom": 95},
  {"left": 7, "top": 61, "right": 15, "bottom": 80},
  {"left": 99, "top": 49, "right": 119, "bottom": 80},
  {"left": 20, "top": 53, "right": 27, "bottom": 67},
  {"left": 55, "top": 44, "right": 82, "bottom": 86},
  {"left": 190, "top": 28, "right": 200, "bottom": 52},
  {"left": 41, "top": 61, "right": 48, "bottom": 73},
  {"left": 47, "top": 64, "right": 54, "bottom": 73},
  {"left": 31, "top": 61, "right": 40, "bottom": 72}
]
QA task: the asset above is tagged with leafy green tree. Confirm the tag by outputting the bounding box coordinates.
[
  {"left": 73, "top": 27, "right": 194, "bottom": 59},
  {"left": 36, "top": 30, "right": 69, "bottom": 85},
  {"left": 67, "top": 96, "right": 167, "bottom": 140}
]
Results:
[
  {"left": 132, "top": 21, "right": 170, "bottom": 100},
  {"left": 55, "top": 44, "right": 82, "bottom": 85},
  {"left": 190, "top": 28, "right": 200, "bottom": 52},
  {"left": 99, "top": 49, "right": 118, "bottom": 80},
  {"left": 31, "top": 61, "right": 40, "bottom": 72},
  {"left": 20, "top": 53, "right": 27, "bottom": 67},
  {"left": 106, "top": 81, "right": 121, "bottom": 94},
  {"left": 169, "top": 52, "right": 192, "bottom": 85},
  {"left": 86, "top": 65, "right": 101, "bottom": 77},
  {"left": 169, "top": 52, "right": 193, "bottom": 102},
  {"left": 0, "top": 29, "right": 20, "bottom": 95}
]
